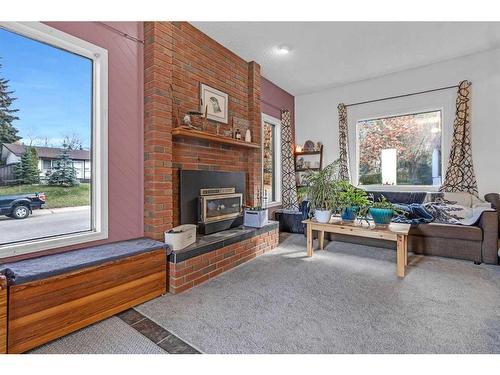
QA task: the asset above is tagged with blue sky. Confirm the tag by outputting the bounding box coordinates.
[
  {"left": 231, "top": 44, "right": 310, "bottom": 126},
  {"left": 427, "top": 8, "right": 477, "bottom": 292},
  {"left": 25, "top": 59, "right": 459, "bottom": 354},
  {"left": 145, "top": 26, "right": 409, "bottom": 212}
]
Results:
[{"left": 0, "top": 27, "right": 92, "bottom": 148}]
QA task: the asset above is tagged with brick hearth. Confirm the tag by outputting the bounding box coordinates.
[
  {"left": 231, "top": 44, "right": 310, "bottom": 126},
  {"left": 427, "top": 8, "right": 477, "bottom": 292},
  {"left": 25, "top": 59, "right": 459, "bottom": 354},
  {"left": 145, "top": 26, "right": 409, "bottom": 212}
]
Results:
[{"left": 169, "top": 224, "right": 279, "bottom": 294}]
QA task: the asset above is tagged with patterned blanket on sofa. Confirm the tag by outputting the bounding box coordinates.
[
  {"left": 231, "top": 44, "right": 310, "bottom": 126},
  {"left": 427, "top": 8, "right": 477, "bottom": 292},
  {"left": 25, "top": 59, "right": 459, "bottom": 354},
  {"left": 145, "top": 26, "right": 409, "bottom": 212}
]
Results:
[
  {"left": 391, "top": 192, "right": 494, "bottom": 226},
  {"left": 421, "top": 198, "right": 493, "bottom": 226}
]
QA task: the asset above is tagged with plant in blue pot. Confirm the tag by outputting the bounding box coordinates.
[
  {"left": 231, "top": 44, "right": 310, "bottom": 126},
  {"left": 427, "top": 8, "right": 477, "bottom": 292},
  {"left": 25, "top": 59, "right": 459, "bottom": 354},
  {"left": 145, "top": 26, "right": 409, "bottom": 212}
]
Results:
[
  {"left": 368, "top": 195, "right": 396, "bottom": 226},
  {"left": 336, "top": 181, "right": 370, "bottom": 222}
]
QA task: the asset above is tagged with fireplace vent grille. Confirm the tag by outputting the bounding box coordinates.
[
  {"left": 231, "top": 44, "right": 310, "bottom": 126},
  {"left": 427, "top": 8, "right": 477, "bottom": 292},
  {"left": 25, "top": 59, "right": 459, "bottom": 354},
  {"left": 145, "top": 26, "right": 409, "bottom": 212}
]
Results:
[{"left": 200, "top": 187, "right": 236, "bottom": 196}]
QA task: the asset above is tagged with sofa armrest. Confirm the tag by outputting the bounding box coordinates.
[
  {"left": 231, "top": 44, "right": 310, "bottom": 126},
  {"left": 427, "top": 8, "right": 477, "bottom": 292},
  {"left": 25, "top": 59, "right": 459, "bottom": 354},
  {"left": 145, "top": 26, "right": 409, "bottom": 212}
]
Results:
[
  {"left": 479, "top": 210, "right": 499, "bottom": 264},
  {"left": 484, "top": 193, "right": 500, "bottom": 236}
]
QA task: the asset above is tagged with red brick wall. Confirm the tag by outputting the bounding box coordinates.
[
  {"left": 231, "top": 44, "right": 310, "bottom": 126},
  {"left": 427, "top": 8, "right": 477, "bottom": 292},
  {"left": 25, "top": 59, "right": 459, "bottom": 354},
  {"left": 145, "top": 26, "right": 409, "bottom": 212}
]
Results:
[
  {"left": 144, "top": 22, "right": 174, "bottom": 240},
  {"left": 169, "top": 228, "right": 279, "bottom": 294},
  {"left": 144, "top": 22, "right": 262, "bottom": 238}
]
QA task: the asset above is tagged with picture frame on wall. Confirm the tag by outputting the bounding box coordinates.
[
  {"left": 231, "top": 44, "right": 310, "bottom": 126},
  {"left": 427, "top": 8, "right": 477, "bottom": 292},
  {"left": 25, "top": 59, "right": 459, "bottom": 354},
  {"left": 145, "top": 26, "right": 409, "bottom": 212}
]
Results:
[{"left": 200, "top": 83, "right": 229, "bottom": 124}]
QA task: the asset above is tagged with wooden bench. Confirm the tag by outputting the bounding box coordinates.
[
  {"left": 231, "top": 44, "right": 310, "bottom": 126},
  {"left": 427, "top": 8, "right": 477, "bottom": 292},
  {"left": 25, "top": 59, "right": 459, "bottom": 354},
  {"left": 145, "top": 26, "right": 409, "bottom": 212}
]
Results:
[{"left": 0, "top": 238, "right": 169, "bottom": 354}]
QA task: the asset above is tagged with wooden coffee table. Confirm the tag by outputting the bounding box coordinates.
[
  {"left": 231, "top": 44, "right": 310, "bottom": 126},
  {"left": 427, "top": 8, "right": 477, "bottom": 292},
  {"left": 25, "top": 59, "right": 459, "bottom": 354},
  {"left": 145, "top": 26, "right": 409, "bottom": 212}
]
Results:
[{"left": 302, "top": 218, "right": 411, "bottom": 277}]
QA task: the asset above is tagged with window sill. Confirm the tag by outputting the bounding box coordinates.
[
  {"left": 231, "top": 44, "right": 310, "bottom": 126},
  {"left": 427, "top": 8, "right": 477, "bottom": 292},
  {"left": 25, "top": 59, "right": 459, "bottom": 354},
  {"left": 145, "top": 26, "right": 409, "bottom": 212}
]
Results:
[
  {"left": 266, "top": 202, "right": 282, "bottom": 208},
  {"left": 0, "top": 230, "right": 108, "bottom": 259},
  {"left": 358, "top": 185, "right": 441, "bottom": 192}
]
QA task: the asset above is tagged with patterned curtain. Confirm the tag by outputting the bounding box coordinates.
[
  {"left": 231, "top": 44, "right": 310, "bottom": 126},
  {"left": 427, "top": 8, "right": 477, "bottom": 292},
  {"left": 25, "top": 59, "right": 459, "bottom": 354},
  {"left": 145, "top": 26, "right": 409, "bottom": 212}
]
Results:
[
  {"left": 337, "top": 103, "right": 350, "bottom": 181},
  {"left": 280, "top": 109, "right": 298, "bottom": 210},
  {"left": 440, "top": 80, "right": 479, "bottom": 196}
]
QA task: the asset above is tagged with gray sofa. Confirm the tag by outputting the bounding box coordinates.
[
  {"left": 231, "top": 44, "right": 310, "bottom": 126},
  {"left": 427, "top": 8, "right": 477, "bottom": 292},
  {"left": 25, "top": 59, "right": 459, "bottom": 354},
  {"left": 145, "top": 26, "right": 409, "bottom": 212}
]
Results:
[{"left": 329, "top": 191, "right": 499, "bottom": 265}]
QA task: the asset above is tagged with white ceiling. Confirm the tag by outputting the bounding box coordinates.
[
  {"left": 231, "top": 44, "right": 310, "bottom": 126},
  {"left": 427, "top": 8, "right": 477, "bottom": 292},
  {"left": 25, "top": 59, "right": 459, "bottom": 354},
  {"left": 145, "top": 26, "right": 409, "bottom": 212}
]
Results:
[{"left": 192, "top": 22, "right": 500, "bottom": 96}]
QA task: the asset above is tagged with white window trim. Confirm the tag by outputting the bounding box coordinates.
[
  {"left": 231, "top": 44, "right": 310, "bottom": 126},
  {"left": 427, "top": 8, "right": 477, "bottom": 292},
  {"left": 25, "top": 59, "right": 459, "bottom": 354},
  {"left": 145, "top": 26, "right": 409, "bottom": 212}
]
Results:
[
  {"left": 261, "top": 113, "right": 282, "bottom": 207},
  {"left": 0, "top": 22, "right": 108, "bottom": 258},
  {"left": 354, "top": 108, "right": 444, "bottom": 192}
]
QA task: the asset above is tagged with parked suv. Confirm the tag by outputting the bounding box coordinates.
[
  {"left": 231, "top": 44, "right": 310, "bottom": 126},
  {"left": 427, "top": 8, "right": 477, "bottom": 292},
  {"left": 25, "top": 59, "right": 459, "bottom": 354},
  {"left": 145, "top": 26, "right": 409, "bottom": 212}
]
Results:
[{"left": 0, "top": 192, "right": 46, "bottom": 219}]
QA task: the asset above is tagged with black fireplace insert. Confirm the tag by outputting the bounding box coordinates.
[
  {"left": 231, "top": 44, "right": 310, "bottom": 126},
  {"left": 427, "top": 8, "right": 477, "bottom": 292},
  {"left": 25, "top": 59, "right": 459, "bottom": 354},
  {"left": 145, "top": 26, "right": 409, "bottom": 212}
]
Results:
[{"left": 179, "top": 170, "right": 246, "bottom": 234}]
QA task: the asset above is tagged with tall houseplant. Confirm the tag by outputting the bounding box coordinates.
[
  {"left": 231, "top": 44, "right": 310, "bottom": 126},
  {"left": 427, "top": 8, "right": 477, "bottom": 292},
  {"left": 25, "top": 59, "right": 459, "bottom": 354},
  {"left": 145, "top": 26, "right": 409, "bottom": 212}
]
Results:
[{"left": 303, "top": 161, "right": 340, "bottom": 223}]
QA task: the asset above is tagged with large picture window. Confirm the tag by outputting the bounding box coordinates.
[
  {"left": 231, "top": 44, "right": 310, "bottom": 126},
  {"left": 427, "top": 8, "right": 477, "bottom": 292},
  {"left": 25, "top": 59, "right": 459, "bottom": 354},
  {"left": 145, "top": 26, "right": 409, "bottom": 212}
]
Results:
[
  {"left": 357, "top": 110, "right": 442, "bottom": 187},
  {"left": 0, "top": 22, "right": 108, "bottom": 257}
]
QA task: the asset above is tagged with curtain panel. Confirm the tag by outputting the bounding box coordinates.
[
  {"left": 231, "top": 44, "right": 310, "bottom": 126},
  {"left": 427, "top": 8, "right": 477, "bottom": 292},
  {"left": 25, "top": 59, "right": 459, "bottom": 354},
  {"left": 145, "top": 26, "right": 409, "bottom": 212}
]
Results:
[
  {"left": 280, "top": 109, "right": 298, "bottom": 209},
  {"left": 337, "top": 103, "right": 350, "bottom": 181},
  {"left": 440, "top": 80, "right": 479, "bottom": 197}
]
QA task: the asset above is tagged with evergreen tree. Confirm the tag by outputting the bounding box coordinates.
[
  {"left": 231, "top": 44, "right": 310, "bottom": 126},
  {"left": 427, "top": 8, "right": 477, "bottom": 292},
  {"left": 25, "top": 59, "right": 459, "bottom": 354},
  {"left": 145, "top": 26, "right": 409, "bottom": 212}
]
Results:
[
  {"left": 14, "top": 146, "right": 40, "bottom": 184},
  {"left": 0, "top": 61, "right": 21, "bottom": 144},
  {"left": 48, "top": 145, "right": 79, "bottom": 187}
]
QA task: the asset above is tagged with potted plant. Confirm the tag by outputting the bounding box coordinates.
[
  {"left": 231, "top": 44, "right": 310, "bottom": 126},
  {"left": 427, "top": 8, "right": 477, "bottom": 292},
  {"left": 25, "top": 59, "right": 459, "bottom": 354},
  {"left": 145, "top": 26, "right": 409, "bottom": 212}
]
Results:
[
  {"left": 244, "top": 189, "right": 268, "bottom": 228},
  {"left": 303, "top": 162, "right": 339, "bottom": 223},
  {"left": 336, "top": 181, "right": 370, "bottom": 221},
  {"left": 367, "top": 195, "right": 396, "bottom": 225}
]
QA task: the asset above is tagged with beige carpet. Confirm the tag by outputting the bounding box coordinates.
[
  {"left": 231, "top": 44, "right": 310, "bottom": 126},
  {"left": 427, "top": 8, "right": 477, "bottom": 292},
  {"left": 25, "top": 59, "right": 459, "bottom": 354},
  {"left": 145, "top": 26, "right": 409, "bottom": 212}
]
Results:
[
  {"left": 27, "top": 234, "right": 500, "bottom": 354},
  {"left": 136, "top": 234, "right": 500, "bottom": 353}
]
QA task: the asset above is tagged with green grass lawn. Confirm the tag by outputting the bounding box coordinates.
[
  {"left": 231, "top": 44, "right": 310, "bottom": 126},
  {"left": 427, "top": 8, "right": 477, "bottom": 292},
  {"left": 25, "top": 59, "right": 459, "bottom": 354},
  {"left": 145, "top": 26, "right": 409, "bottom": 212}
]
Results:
[{"left": 0, "top": 183, "right": 90, "bottom": 209}]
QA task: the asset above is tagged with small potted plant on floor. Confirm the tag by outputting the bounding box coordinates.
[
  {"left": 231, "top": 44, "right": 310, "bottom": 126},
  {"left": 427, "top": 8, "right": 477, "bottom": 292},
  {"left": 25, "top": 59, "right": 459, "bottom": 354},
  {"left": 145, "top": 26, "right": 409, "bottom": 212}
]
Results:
[
  {"left": 368, "top": 195, "right": 397, "bottom": 226},
  {"left": 336, "top": 180, "right": 370, "bottom": 221},
  {"left": 303, "top": 161, "right": 340, "bottom": 223}
]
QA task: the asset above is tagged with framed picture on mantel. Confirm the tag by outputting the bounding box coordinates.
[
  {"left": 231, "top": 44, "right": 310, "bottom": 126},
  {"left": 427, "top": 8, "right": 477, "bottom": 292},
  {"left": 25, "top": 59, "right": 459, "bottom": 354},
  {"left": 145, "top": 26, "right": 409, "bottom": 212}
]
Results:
[{"left": 200, "top": 83, "right": 229, "bottom": 124}]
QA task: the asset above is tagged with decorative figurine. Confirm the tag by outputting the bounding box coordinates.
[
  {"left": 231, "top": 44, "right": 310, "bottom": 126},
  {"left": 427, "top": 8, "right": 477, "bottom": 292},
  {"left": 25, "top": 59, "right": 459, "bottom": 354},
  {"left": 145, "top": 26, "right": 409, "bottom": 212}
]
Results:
[
  {"left": 235, "top": 129, "right": 242, "bottom": 140},
  {"left": 245, "top": 129, "right": 252, "bottom": 142},
  {"left": 182, "top": 114, "right": 192, "bottom": 126},
  {"left": 296, "top": 157, "right": 304, "bottom": 168},
  {"left": 304, "top": 140, "right": 315, "bottom": 151}
]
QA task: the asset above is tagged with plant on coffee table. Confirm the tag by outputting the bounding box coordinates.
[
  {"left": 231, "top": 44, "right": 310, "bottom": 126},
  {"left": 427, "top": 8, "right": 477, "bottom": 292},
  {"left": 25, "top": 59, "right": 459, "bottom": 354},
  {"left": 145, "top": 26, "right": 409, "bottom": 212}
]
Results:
[
  {"left": 367, "top": 195, "right": 397, "bottom": 225},
  {"left": 336, "top": 180, "right": 370, "bottom": 221},
  {"left": 303, "top": 161, "right": 340, "bottom": 223}
]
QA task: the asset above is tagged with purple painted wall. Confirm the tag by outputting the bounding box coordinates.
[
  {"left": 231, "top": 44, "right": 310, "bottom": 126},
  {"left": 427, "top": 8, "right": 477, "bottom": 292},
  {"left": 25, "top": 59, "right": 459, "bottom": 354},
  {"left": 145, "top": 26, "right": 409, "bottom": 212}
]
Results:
[
  {"left": 46, "top": 22, "right": 145, "bottom": 242},
  {"left": 260, "top": 77, "right": 295, "bottom": 218},
  {"left": 261, "top": 76, "right": 295, "bottom": 141},
  {"left": 2, "top": 22, "right": 145, "bottom": 262}
]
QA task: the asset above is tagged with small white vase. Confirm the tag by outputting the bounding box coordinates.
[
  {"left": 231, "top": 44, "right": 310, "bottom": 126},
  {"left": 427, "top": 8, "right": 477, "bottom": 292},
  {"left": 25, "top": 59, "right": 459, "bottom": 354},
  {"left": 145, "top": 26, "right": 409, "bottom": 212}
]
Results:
[{"left": 314, "top": 209, "right": 331, "bottom": 223}]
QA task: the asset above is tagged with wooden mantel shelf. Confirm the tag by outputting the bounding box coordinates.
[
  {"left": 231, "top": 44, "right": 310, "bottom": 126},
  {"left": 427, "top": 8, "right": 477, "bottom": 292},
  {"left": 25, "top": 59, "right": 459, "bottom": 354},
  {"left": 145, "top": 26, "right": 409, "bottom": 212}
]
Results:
[{"left": 172, "top": 127, "right": 261, "bottom": 149}]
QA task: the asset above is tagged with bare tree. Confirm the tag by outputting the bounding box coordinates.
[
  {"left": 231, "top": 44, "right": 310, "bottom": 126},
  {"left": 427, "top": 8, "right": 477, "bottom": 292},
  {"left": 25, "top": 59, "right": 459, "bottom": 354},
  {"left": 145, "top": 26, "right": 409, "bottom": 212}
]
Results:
[{"left": 62, "top": 133, "right": 84, "bottom": 150}]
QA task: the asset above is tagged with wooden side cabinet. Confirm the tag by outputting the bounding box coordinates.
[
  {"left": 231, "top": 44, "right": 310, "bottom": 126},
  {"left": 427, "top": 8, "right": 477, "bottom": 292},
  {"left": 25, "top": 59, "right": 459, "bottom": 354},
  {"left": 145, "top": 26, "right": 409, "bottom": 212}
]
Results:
[{"left": 0, "top": 275, "right": 7, "bottom": 354}]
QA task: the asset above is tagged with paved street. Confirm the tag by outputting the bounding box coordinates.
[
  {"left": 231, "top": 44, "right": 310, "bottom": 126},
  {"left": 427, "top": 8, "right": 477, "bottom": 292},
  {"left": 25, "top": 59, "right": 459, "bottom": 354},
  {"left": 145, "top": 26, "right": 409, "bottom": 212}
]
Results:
[{"left": 0, "top": 206, "right": 91, "bottom": 245}]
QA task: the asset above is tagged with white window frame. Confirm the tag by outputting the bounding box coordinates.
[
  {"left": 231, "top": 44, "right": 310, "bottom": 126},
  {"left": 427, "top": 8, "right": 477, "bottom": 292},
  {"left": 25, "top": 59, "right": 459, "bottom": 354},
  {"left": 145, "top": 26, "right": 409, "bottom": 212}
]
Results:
[
  {"left": 355, "top": 109, "right": 444, "bottom": 192},
  {"left": 261, "top": 113, "right": 282, "bottom": 207},
  {"left": 0, "top": 22, "right": 108, "bottom": 258}
]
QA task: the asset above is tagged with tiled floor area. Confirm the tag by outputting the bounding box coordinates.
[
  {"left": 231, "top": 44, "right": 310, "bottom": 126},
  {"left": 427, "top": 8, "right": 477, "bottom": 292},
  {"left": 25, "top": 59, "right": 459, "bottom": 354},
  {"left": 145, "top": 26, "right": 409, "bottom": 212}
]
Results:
[
  {"left": 31, "top": 309, "right": 200, "bottom": 354},
  {"left": 117, "top": 309, "right": 200, "bottom": 354}
]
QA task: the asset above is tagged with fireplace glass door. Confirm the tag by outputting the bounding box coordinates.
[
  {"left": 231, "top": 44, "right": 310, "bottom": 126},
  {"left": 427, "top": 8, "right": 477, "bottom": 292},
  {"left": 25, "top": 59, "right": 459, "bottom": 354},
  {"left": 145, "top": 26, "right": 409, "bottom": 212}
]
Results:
[{"left": 200, "top": 193, "right": 243, "bottom": 224}]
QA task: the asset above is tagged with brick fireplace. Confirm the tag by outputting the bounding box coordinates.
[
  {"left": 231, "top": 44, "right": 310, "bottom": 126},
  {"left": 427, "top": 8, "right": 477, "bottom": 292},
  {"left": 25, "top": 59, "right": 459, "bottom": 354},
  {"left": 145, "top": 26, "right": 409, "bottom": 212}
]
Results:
[
  {"left": 143, "top": 22, "right": 277, "bottom": 293},
  {"left": 144, "top": 21, "right": 262, "bottom": 240}
]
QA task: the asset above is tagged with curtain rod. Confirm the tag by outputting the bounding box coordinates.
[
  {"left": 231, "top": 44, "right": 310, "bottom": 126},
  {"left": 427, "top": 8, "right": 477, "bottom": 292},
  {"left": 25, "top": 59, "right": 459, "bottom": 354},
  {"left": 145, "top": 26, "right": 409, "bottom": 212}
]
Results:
[
  {"left": 95, "top": 22, "right": 145, "bottom": 44},
  {"left": 345, "top": 84, "right": 459, "bottom": 108}
]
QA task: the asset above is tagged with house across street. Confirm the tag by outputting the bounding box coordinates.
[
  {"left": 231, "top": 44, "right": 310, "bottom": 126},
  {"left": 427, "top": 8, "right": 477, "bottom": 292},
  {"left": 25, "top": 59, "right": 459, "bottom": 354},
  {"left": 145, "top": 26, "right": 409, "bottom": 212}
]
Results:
[{"left": 0, "top": 143, "right": 91, "bottom": 184}]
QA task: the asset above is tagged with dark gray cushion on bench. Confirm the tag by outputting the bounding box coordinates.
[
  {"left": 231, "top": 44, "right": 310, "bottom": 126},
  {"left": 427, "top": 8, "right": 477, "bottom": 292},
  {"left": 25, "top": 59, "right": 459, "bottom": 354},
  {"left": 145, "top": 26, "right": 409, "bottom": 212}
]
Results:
[{"left": 0, "top": 238, "right": 171, "bottom": 285}]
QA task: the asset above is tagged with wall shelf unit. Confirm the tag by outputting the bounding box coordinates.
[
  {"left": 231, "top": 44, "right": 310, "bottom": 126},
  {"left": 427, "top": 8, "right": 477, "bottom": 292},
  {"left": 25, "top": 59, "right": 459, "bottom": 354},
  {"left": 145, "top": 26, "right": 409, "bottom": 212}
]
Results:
[
  {"left": 294, "top": 145, "right": 323, "bottom": 188},
  {"left": 172, "top": 127, "right": 261, "bottom": 149}
]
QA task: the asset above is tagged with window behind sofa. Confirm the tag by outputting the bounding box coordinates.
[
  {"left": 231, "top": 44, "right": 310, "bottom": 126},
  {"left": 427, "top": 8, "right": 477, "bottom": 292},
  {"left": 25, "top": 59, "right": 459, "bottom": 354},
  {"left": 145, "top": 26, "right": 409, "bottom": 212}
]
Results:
[{"left": 356, "top": 110, "right": 442, "bottom": 187}]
